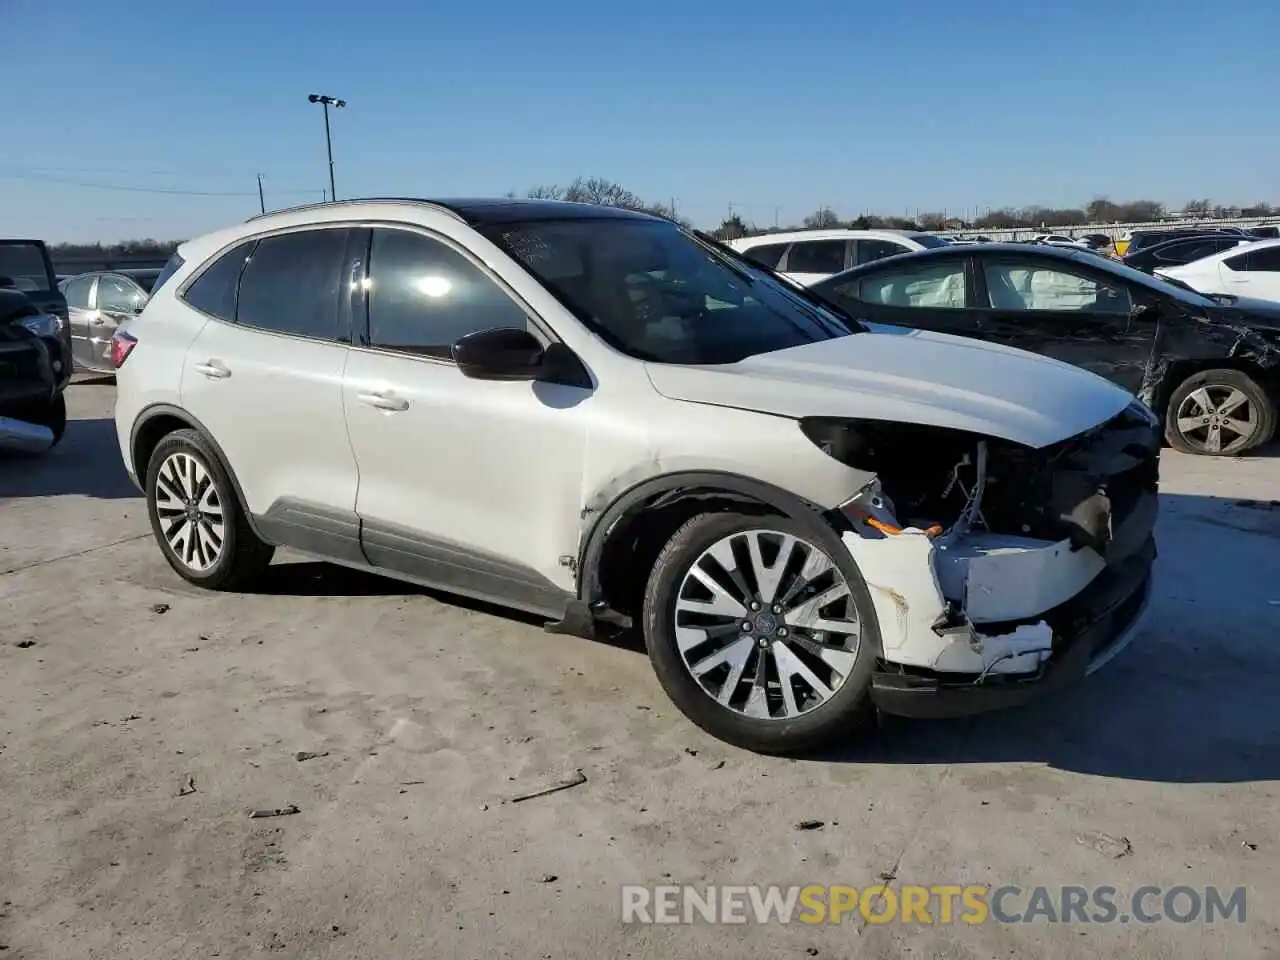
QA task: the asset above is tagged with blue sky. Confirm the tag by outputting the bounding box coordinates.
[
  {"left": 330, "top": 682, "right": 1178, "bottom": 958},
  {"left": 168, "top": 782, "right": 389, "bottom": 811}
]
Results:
[{"left": 2, "top": 0, "right": 1278, "bottom": 241}]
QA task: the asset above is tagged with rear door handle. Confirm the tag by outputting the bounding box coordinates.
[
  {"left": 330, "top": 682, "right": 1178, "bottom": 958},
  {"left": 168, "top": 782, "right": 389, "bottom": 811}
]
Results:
[
  {"left": 193, "top": 360, "right": 231, "bottom": 380},
  {"left": 357, "top": 390, "right": 409, "bottom": 412}
]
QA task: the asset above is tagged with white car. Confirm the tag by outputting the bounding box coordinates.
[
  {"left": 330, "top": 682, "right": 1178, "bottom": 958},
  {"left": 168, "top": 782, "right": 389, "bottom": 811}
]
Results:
[
  {"left": 111, "top": 199, "right": 1158, "bottom": 754},
  {"left": 1155, "top": 238, "right": 1280, "bottom": 302},
  {"left": 727, "top": 229, "right": 949, "bottom": 286}
]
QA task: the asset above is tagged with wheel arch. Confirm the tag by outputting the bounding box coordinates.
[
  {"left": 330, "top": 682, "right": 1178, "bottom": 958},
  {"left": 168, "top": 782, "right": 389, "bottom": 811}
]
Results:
[
  {"left": 129, "top": 403, "right": 266, "bottom": 541},
  {"left": 577, "top": 470, "right": 848, "bottom": 620}
]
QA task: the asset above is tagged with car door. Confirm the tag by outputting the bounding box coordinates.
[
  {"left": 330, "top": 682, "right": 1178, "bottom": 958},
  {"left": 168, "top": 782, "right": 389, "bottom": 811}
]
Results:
[
  {"left": 90, "top": 273, "right": 148, "bottom": 371},
  {"left": 971, "top": 254, "right": 1152, "bottom": 394},
  {"left": 816, "top": 254, "right": 977, "bottom": 336},
  {"left": 178, "top": 227, "right": 364, "bottom": 560},
  {"left": 1221, "top": 246, "right": 1280, "bottom": 301},
  {"left": 62, "top": 275, "right": 97, "bottom": 368},
  {"left": 341, "top": 224, "right": 594, "bottom": 608},
  {"left": 780, "top": 239, "right": 849, "bottom": 286}
]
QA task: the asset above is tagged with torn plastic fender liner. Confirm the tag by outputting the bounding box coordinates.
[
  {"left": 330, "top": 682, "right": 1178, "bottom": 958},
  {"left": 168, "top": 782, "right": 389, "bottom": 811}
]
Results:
[{"left": 840, "top": 526, "right": 1105, "bottom": 676}]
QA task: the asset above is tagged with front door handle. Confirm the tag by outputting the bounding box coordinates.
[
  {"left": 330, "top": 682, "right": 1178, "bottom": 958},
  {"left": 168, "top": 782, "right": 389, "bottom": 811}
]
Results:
[
  {"left": 193, "top": 360, "right": 231, "bottom": 380},
  {"left": 357, "top": 390, "right": 409, "bottom": 412}
]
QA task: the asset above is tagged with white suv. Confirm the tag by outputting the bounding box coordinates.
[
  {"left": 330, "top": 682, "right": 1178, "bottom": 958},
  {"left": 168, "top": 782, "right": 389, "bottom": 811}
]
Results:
[
  {"left": 113, "top": 199, "right": 1159, "bottom": 754},
  {"left": 728, "top": 229, "right": 950, "bottom": 286}
]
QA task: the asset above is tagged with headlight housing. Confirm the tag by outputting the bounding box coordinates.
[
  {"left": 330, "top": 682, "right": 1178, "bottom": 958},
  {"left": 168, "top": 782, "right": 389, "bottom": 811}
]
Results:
[{"left": 17, "top": 312, "right": 61, "bottom": 339}]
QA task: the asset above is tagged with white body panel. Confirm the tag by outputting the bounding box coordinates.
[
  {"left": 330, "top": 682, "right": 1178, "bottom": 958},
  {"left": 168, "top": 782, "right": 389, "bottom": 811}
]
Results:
[
  {"left": 181, "top": 322, "right": 359, "bottom": 515},
  {"left": 645, "top": 325, "right": 1132, "bottom": 450}
]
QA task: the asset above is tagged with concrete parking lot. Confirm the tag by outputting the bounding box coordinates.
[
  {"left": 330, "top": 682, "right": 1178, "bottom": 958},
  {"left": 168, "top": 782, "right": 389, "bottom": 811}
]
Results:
[{"left": 1, "top": 381, "right": 1277, "bottom": 959}]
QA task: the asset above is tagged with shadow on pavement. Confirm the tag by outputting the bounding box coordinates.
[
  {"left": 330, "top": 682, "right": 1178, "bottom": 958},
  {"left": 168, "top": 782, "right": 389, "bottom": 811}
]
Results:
[{"left": 0, "top": 417, "right": 138, "bottom": 500}]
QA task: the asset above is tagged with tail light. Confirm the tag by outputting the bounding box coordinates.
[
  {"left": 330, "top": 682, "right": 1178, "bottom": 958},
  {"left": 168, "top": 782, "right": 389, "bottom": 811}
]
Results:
[{"left": 110, "top": 330, "right": 138, "bottom": 369}]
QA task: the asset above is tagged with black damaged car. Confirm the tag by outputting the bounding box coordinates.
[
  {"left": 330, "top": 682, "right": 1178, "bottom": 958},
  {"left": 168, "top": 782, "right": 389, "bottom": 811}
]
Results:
[
  {"left": 808, "top": 243, "right": 1280, "bottom": 456},
  {"left": 0, "top": 240, "right": 72, "bottom": 450}
]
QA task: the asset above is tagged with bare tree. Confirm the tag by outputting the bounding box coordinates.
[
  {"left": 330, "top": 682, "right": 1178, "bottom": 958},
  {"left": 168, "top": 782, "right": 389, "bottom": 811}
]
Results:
[
  {"left": 802, "top": 206, "right": 841, "bottom": 229},
  {"left": 526, "top": 184, "right": 566, "bottom": 200},
  {"left": 713, "top": 214, "right": 748, "bottom": 241},
  {"left": 1182, "top": 199, "right": 1211, "bottom": 217}
]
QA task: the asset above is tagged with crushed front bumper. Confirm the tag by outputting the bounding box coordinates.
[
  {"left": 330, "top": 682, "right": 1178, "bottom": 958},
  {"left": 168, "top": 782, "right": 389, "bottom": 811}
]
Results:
[{"left": 868, "top": 537, "right": 1154, "bottom": 718}]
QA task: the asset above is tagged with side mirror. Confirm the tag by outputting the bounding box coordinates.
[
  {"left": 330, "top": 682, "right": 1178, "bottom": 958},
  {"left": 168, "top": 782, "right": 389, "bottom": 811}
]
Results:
[{"left": 452, "top": 327, "right": 545, "bottom": 381}]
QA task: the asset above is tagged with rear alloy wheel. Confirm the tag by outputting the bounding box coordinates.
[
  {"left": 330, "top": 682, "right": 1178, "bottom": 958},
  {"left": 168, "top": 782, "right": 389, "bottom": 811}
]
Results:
[
  {"left": 1165, "top": 369, "right": 1274, "bottom": 456},
  {"left": 145, "top": 429, "right": 274, "bottom": 590},
  {"left": 643, "top": 512, "right": 880, "bottom": 755}
]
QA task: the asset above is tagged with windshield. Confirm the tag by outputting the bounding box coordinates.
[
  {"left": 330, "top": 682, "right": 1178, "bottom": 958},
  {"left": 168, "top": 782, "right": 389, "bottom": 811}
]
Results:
[
  {"left": 0, "top": 243, "right": 55, "bottom": 293},
  {"left": 1067, "top": 249, "right": 1218, "bottom": 308},
  {"left": 911, "top": 234, "right": 950, "bottom": 249},
  {"left": 482, "top": 218, "right": 856, "bottom": 364}
]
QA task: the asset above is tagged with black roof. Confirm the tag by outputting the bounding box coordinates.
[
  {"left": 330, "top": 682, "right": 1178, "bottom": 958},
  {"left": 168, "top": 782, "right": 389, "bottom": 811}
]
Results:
[
  {"left": 429, "top": 198, "right": 660, "bottom": 226},
  {"left": 247, "top": 197, "right": 666, "bottom": 226},
  {"left": 812, "top": 242, "right": 1126, "bottom": 287}
]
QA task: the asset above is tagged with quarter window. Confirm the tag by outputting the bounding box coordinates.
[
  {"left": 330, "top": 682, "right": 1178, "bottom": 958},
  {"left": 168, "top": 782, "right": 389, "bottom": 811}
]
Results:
[
  {"left": 844, "top": 260, "right": 967, "bottom": 308},
  {"left": 183, "top": 240, "right": 256, "bottom": 322},
  {"left": 366, "top": 228, "right": 529, "bottom": 358},
  {"left": 982, "top": 262, "right": 1131, "bottom": 314},
  {"left": 786, "top": 240, "right": 846, "bottom": 275},
  {"left": 236, "top": 229, "right": 349, "bottom": 340}
]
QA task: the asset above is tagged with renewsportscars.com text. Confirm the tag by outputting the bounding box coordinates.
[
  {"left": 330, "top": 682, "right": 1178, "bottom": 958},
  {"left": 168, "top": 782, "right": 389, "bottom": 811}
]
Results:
[{"left": 621, "top": 884, "right": 1247, "bottom": 926}]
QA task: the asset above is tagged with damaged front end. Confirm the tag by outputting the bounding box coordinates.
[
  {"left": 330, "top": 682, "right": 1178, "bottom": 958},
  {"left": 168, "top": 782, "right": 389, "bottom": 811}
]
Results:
[{"left": 803, "top": 401, "right": 1160, "bottom": 718}]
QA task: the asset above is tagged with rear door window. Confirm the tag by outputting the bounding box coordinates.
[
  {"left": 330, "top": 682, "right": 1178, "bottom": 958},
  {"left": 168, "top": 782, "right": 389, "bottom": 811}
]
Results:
[
  {"left": 856, "top": 239, "right": 911, "bottom": 265},
  {"left": 1240, "top": 246, "right": 1280, "bottom": 272},
  {"left": 235, "top": 229, "right": 349, "bottom": 341},
  {"left": 740, "top": 242, "right": 787, "bottom": 270},
  {"left": 845, "top": 260, "right": 968, "bottom": 308},
  {"left": 786, "top": 240, "right": 847, "bottom": 275},
  {"left": 63, "top": 275, "right": 94, "bottom": 309}
]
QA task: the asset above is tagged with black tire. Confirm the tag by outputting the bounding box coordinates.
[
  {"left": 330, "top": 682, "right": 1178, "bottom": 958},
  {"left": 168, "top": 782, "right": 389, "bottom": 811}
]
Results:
[
  {"left": 144, "top": 428, "right": 274, "bottom": 590},
  {"left": 9, "top": 392, "right": 67, "bottom": 446},
  {"left": 1164, "top": 368, "right": 1275, "bottom": 456},
  {"left": 642, "top": 511, "right": 881, "bottom": 755}
]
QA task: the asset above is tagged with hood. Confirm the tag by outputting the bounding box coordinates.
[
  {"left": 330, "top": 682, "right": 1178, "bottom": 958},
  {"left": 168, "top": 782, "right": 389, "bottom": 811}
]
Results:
[{"left": 644, "top": 325, "right": 1134, "bottom": 449}]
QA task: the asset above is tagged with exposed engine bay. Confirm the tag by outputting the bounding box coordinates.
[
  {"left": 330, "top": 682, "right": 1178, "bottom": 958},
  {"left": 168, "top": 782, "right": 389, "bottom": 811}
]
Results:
[{"left": 801, "top": 402, "right": 1161, "bottom": 688}]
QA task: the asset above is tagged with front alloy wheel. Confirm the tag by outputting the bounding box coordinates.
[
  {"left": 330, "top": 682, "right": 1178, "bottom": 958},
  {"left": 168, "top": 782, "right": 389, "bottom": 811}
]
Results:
[
  {"left": 674, "top": 529, "right": 861, "bottom": 720},
  {"left": 643, "top": 512, "right": 880, "bottom": 754},
  {"left": 1166, "top": 369, "right": 1274, "bottom": 456}
]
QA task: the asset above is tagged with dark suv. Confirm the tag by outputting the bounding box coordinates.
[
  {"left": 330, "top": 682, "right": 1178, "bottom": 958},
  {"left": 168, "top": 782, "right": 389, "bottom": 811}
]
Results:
[{"left": 0, "top": 240, "right": 72, "bottom": 450}]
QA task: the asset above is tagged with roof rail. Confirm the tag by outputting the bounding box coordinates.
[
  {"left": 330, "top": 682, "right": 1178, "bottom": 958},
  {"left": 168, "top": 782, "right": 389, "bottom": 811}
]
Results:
[{"left": 244, "top": 197, "right": 462, "bottom": 223}]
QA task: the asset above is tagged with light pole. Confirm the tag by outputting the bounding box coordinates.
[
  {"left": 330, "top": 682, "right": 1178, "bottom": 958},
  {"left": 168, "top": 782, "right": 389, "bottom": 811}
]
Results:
[{"left": 307, "top": 93, "right": 346, "bottom": 201}]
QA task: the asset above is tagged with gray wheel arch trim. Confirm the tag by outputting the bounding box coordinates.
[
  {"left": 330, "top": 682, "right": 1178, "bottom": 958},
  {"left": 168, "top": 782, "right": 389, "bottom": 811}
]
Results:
[
  {"left": 128, "top": 403, "right": 267, "bottom": 541},
  {"left": 577, "top": 470, "right": 847, "bottom": 605}
]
